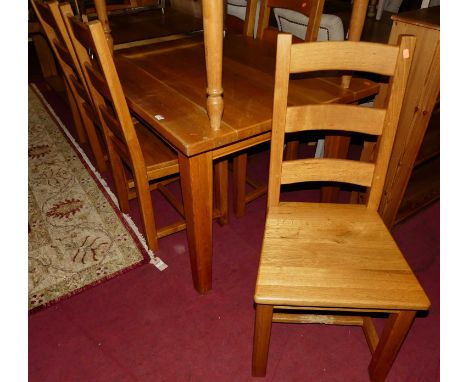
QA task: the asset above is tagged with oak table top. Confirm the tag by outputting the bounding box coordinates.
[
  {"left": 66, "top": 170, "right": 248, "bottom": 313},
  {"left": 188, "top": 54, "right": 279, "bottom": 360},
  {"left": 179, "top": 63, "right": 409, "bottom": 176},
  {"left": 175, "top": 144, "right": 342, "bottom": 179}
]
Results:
[
  {"left": 116, "top": 34, "right": 379, "bottom": 156},
  {"left": 92, "top": 7, "right": 204, "bottom": 47}
]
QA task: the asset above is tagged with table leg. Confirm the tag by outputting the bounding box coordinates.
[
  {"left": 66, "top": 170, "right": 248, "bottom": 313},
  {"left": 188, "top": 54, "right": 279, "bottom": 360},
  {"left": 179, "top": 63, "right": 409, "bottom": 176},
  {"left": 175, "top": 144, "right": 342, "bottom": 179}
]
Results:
[
  {"left": 214, "top": 159, "right": 229, "bottom": 226},
  {"left": 178, "top": 151, "right": 213, "bottom": 293},
  {"left": 233, "top": 152, "right": 247, "bottom": 218}
]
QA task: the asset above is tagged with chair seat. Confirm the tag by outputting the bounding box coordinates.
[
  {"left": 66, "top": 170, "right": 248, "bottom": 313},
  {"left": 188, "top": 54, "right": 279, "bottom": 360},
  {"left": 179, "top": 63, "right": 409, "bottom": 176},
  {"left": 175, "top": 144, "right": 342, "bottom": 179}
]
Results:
[
  {"left": 255, "top": 202, "right": 430, "bottom": 311},
  {"left": 114, "top": 121, "right": 180, "bottom": 180},
  {"left": 136, "top": 123, "right": 179, "bottom": 180}
]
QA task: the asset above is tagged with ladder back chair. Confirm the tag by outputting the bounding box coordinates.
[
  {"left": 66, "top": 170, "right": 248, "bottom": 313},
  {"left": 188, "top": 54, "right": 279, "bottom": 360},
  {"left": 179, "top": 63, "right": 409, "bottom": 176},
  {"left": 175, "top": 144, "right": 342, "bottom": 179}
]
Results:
[
  {"left": 233, "top": 0, "right": 378, "bottom": 217},
  {"left": 252, "top": 34, "right": 430, "bottom": 381},
  {"left": 62, "top": 10, "right": 186, "bottom": 252},
  {"left": 30, "top": 0, "right": 108, "bottom": 173}
]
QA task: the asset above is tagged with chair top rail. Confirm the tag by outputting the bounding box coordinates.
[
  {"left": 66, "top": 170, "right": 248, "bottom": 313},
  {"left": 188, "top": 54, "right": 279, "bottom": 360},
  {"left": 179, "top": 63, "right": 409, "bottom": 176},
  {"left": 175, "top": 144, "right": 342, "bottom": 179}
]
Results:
[{"left": 290, "top": 41, "right": 400, "bottom": 76}]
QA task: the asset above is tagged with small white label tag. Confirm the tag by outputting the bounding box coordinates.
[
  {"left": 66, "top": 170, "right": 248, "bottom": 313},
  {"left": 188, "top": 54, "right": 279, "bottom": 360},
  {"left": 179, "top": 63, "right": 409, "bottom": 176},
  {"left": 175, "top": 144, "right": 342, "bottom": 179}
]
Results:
[
  {"left": 403, "top": 49, "right": 409, "bottom": 59},
  {"left": 154, "top": 114, "right": 165, "bottom": 121},
  {"left": 150, "top": 257, "right": 168, "bottom": 271}
]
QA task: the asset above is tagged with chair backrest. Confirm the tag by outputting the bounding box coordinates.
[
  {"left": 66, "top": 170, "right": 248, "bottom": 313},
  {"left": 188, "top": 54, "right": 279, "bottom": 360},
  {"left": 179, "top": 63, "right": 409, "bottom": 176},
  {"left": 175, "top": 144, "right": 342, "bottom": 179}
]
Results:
[
  {"left": 61, "top": 8, "right": 145, "bottom": 169},
  {"left": 256, "top": 0, "right": 326, "bottom": 42},
  {"left": 30, "top": 0, "right": 93, "bottom": 108},
  {"left": 267, "top": 34, "right": 415, "bottom": 211}
]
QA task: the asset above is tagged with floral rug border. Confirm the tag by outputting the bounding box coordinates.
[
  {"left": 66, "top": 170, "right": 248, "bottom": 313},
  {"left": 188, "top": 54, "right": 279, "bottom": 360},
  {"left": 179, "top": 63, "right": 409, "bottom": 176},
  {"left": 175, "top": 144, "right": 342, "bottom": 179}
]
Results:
[{"left": 29, "top": 84, "right": 167, "bottom": 314}]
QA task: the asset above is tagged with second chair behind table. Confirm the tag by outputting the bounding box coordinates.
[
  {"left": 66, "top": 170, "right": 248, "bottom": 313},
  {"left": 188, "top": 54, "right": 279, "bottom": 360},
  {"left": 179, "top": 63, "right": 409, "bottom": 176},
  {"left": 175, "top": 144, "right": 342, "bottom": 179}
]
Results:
[
  {"left": 232, "top": 0, "right": 380, "bottom": 218},
  {"left": 61, "top": 6, "right": 186, "bottom": 253},
  {"left": 30, "top": 0, "right": 108, "bottom": 174}
]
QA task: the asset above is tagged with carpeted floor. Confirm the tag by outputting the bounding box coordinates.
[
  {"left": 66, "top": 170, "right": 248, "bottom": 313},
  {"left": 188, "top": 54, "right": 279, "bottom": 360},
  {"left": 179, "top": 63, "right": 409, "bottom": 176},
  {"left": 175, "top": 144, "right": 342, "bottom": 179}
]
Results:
[{"left": 27, "top": 77, "right": 440, "bottom": 381}]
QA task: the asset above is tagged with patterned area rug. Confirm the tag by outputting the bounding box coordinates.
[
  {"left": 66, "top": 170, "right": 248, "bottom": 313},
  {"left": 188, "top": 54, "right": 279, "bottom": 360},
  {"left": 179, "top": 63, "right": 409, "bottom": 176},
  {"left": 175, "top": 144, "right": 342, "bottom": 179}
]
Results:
[{"left": 28, "top": 85, "right": 163, "bottom": 312}]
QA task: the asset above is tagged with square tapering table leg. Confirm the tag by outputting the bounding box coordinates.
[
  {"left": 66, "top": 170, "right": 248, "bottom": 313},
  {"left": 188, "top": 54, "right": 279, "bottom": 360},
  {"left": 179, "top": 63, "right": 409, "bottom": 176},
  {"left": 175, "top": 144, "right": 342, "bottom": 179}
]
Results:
[
  {"left": 233, "top": 152, "right": 247, "bottom": 218},
  {"left": 178, "top": 152, "right": 213, "bottom": 294},
  {"left": 214, "top": 159, "right": 229, "bottom": 226}
]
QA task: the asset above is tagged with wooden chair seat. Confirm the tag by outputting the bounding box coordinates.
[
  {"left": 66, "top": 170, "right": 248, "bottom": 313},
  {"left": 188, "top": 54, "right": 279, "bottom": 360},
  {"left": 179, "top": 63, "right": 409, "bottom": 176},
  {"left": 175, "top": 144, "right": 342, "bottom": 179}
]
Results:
[
  {"left": 113, "top": 121, "right": 179, "bottom": 179},
  {"left": 256, "top": 202, "right": 429, "bottom": 310}
]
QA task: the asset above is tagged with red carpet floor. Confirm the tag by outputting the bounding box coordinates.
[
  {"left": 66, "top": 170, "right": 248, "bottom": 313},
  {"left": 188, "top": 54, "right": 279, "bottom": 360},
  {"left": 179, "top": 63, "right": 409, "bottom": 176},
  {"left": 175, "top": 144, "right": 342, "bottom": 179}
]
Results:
[{"left": 28, "top": 76, "right": 440, "bottom": 381}]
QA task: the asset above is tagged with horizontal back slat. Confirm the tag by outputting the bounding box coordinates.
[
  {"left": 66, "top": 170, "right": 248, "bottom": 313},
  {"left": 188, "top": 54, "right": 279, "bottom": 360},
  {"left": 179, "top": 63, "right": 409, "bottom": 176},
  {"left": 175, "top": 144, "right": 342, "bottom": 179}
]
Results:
[
  {"left": 69, "top": 16, "right": 98, "bottom": 55},
  {"left": 69, "top": 73, "right": 92, "bottom": 105},
  {"left": 281, "top": 158, "right": 375, "bottom": 187},
  {"left": 290, "top": 41, "right": 399, "bottom": 76},
  {"left": 81, "top": 99, "right": 98, "bottom": 125},
  {"left": 99, "top": 103, "right": 126, "bottom": 143},
  {"left": 54, "top": 39, "right": 76, "bottom": 71},
  {"left": 85, "top": 62, "right": 111, "bottom": 101},
  {"left": 285, "top": 104, "right": 385, "bottom": 135},
  {"left": 84, "top": 61, "right": 125, "bottom": 141},
  {"left": 34, "top": 0, "right": 57, "bottom": 31}
]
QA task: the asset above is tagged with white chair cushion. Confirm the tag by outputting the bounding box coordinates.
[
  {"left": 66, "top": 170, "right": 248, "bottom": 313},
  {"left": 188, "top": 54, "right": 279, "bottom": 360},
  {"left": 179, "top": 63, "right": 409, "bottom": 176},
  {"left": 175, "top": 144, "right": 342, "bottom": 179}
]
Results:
[
  {"left": 227, "top": 0, "right": 248, "bottom": 21},
  {"left": 227, "top": 0, "right": 262, "bottom": 38},
  {"left": 273, "top": 8, "right": 344, "bottom": 41}
]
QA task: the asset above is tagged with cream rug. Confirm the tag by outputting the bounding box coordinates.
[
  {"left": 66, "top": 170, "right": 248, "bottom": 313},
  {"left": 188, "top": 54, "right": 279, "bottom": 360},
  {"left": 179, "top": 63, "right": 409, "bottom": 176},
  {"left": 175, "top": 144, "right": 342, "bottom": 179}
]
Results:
[{"left": 28, "top": 85, "right": 165, "bottom": 311}]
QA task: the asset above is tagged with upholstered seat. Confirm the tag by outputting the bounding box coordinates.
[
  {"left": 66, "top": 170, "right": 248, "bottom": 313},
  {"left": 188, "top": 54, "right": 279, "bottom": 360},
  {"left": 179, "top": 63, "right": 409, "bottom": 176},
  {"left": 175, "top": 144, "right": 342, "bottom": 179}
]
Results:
[
  {"left": 226, "top": 0, "right": 345, "bottom": 41},
  {"left": 273, "top": 7, "right": 344, "bottom": 41}
]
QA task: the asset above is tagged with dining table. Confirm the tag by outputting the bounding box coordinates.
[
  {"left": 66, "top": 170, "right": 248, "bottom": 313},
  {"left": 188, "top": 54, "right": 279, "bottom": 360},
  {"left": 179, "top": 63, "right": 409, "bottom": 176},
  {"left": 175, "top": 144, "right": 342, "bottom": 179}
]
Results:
[{"left": 113, "top": 31, "right": 379, "bottom": 294}]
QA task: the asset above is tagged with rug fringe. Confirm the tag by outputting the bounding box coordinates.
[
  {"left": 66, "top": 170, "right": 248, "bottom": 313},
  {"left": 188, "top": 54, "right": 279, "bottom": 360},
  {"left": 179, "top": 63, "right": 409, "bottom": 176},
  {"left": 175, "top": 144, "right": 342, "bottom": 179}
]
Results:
[{"left": 30, "top": 83, "right": 168, "bottom": 271}]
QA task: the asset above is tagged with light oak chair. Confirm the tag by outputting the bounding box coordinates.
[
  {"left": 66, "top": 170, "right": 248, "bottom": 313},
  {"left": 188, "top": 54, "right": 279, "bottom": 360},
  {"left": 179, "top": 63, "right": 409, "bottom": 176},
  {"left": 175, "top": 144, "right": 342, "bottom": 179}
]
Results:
[
  {"left": 233, "top": 0, "right": 378, "bottom": 217},
  {"left": 62, "top": 8, "right": 186, "bottom": 252},
  {"left": 252, "top": 33, "right": 430, "bottom": 381},
  {"left": 30, "top": 0, "right": 107, "bottom": 173}
]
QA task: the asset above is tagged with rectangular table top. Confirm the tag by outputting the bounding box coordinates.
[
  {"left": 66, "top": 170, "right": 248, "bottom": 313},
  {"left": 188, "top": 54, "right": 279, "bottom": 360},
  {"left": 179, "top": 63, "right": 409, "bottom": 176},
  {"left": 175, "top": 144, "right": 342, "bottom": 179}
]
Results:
[
  {"left": 89, "top": 7, "right": 204, "bottom": 46},
  {"left": 391, "top": 6, "right": 439, "bottom": 31},
  {"left": 115, "top": 34, "right": 379, "bottom": 157}
]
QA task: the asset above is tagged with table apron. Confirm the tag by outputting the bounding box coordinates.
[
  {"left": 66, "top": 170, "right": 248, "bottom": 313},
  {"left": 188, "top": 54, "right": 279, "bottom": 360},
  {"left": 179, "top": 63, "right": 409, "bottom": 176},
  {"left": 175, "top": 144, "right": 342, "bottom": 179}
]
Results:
[{"left": 212, "top": 132, "right": 271, "bottom": 160}]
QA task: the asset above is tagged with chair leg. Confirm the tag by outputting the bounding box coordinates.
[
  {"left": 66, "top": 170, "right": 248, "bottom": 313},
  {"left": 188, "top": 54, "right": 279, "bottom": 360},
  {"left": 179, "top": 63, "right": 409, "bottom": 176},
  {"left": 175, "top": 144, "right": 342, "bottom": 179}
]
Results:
[
  {"left": 214, "top": 159, "right": 229, "bottom": 226},
  {"left": 321, "top": 135, "right": 351, "bottom": 203},
  {"left": 133, "top": 168, "right": 159, "bottom": 253},
  {"left": 368, "top": 310, "right": 416, "bottom": 382},
  {"left": 350, "top": 140, "right": 376, "bottom": 204},
  {"left": 252, "top": 304, "right": 273, "bottom": 377},
  {"left": 285, "top": 140, "right": 299, "bottom": 161},
  {"left": 233, "top": 153, "right": 247, "bottom": 218}
]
